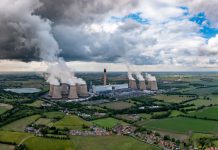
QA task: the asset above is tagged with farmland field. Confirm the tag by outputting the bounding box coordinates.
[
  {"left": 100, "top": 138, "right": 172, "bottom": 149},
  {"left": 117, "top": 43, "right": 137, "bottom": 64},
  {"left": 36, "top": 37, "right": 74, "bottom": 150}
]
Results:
[
  {"left": 35, "top": 118, "right": 52, "bottom": 125},
  {"left": 152, "top": 94, "right": 194, "bottom": 103},
  {"left": 0, "top": 144, "right": 14, "bottom": 150},
  {"left": 1, "top": 115, "right": 40, "bottom": 132},
  {"left": 52, "top": 115, "right": 91, "bottom": 129},
  {"left": 43, "top": 111, "right": 65, "bottom": 119},
  {"left": 0, "top": 103, "right": 13, "bottom": 115},
  {"left": 99, "top": 101, "right": 135, "bottom": 110},
  {"left": 92, "top": 117, "right": 128, "bottom": 128},
  {"left": 186, "top": 97, "right": 218, "bottom": 109},
  {"left": 26, "top": 100, "right": 43, "bottom": 108},
  {"left": 138, "top": 117, "right": 218, "bottom": 134},
  {"left": 188, "top": 106, "right": 218, "bottom": 120},
  {"left": 0, "top": 131, "right": 31, "bottom": 143},
  {"left": 184, "top": 86, "right": 218, "bottom": 96},
  {"left": 70, "top": 136, "right": 160, "bottom": 150}
]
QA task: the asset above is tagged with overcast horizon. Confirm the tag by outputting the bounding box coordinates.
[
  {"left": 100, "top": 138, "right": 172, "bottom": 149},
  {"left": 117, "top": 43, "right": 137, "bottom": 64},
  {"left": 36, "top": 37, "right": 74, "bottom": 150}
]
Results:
[{"left": 1, "top": 0, "right": 218, "bottom": 72}]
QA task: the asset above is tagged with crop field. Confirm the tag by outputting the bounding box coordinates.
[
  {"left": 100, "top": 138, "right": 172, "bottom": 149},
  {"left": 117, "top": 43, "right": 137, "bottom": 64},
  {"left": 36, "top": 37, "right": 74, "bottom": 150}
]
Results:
[
  {"left": 138, "top": 117, "right": 218, "bottom": 134},
  {"left": 0, "top": 103, "right": 13, "bottom": 115},
  {"left": 214, "top": 141, "right": 218, "bottom": 147},
  {"left": 92, "top": 117, "right": 128, "bottom": 128},
  {"left": 186, "top": 97, "right": 218, "bottom": 109},
  {"left": 1, "top": 115, "right": 40, "bottom": 132},
  {"left": 188, "top": 106, "right": 218, "bottom": 120},
  {"left": 35, "top": 118, "right": 52, "bottom": 125},
  {"left": 152, "top": 94, "right": 194, "bottom": 103},
  {"left": 0, "top": 144, "right": 14, "bottom": 150},
  {"left": 70, "top": 136, "right": 160, "bottom": 150},
  {"left": 52, "top": 115, "right": 91, "bottom": 129},
  {"left": 99, "top": 101, "right": 135, "bottom": 110},
  {"left": 0, "top": 131, "right": 31, "bottom": 143},
  {"left": 24, "top": 137, "right": 75, "bottom": 150},
  {"left": 169, "top": 110, "right": 184, "bottom": 117},
  {"left": 43, "top": 111, "right": 65, "bottom": 119},
  {"left": 26, "top": 100, "right": 43, "bottom": 108},
  {"left": 184, "top": 86, "right": 218, "bottom": 96}
]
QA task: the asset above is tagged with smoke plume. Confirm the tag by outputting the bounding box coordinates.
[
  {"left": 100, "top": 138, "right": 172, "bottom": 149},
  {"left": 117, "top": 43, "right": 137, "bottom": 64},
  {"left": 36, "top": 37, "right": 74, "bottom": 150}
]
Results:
[{"left": 145, "top": 73, "right": 156, "bottom": 81}]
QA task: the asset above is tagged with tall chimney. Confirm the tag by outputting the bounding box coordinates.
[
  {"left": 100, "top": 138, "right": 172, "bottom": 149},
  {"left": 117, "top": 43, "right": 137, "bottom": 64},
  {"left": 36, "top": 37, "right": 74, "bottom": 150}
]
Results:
[
  {"left": 139, "top": 81, "right": 146, "bottom": 90},
  {"left": 52, "top": 85, "right": 62, "bottom": 99},
  {"left": 48, "top": 84, "right": 54, "bottom": 96},
  {"left": 129, "top": 80, "right": 137, "bottom": 90},
  {"left": 104, "top": 68, "right": 107, "bottom": 85},
  {"left": 68, "top": 85, "right": 78, "bottom": 99}
]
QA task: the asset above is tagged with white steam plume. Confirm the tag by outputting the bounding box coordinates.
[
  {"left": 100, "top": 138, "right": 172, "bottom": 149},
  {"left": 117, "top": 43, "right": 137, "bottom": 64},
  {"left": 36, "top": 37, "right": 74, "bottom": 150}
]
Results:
[
  {"left": 135, "top": 72, "right": 145, "bottom": 81},
  {"left": 145, "top": 73, "right": 156, "bottom": 81}
]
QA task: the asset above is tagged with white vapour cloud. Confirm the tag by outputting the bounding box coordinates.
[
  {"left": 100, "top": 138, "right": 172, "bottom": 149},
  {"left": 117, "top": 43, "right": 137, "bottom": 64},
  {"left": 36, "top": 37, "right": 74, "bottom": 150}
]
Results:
[
  {"left": 135, "top": 72, "right": 145, "bottom": 81},
  {"left": 146, "top": 73, "right": 157, "bottom": 81}
]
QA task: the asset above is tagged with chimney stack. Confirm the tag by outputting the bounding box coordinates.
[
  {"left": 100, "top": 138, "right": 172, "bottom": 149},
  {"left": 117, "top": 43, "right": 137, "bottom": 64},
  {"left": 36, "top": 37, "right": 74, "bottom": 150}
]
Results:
[
  {"left": 68, "top": 85, "right": 78, "bottom": 99},
  {"left": 139, "top": 81, "right": 146, "bottom": 90},
  {"left": 104, "top": 68, "right": 107, "bottom": 85},
  {"left": 129, "top": 80, "right": 137, "bottom": 90},
  {"left": 61, "top": 83, "right": 69, "bottom": 96},
  {"left": 52, "top": 85, "right": 62, "bottom": 99}
]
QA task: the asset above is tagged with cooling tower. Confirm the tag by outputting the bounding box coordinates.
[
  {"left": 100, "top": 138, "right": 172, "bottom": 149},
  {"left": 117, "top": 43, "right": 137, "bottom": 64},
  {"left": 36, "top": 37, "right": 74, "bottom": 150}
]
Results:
[
  {"left": 129, "top": 80, "right": 137, "bottom": 90},
  {"left": 139, "top": 81, "right": 146, "bottom": 90},
  {"left": 148, "top": 81, "right": 158, "bottom": 91},
  {"left": 78, "top": 84, "right": 89, "bottom": 97},
  {"left": 48, "top": 84, "right": 54, "bottom": 96},
  {"left": 52, "top": 85, "right": 62, "bottom": 99},
  {"left": 61, "top": 83, "right": 69, "bottom": 96},
  {"left": 68, "top": 85, "right": 78, "bottom": 99}
]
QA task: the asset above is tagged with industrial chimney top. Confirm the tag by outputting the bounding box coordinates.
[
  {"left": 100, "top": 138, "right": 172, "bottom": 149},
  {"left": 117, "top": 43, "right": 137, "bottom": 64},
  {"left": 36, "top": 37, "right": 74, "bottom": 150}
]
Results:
[{"left": 104, "top": 68, "right": 106, "bottom": 73}]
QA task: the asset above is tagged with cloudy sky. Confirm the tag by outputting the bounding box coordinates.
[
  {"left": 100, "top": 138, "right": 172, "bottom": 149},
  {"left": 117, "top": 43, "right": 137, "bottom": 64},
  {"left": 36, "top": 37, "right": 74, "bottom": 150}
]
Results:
[{"left": 0, "top": 0, "right": 218, "bottom": 72}]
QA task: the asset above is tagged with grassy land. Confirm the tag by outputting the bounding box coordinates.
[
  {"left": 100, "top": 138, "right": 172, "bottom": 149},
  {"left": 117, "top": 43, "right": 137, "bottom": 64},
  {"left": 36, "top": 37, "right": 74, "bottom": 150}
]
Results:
[
  {"left": 43, "top": 111, "right": 65, "bottom": 119},
  {"left": 0, "top": 103, "right": 13, "bottom": 115},
  {"left": 169, "top": 110, "right": 184, "bottom": 117},
  {"left": 35, "top": 118, "right": 52, "bottom": 125},
  {"left": 188, "top": 106, "right": 218, "bottom": 120},
  {"left": 186, "top": 97, "right": 218, "bottom": 109},
  {"left": 0, "top": 144, "right": 14, "bottom": 150},
  {"left": 184, "top": 87, "right": 218, "bottom": 96},
  {"left": 24, "top": 137, "right": 75, "bottom": 150},
  {"left": 52, "top": 115, "right": 91, "bottom": 129},
  {"left": 214, "top": 141, "right": 218, "bottom": 147},
  {"left": 92, "top": 117, "right": 128, "bottom": 129},
  {"left": 138, "top": 117, "right": 218, "bottom": 134},
  {"left": 26, "top": 100, "right": 43, "bottom": 108},
  {"left": 1, "top": 115, "right": 40, "bottom": 132},
  {"left": 0, "top": 131, "right": 31, "bottom": 143},
  {"left": 71, "top": 136, "right": 160, "bottom": 150},
  {"left": 152, "top": 94, "right": 193, "bottom": 103},
  {"left": 100, "top": 101, "right": 135, "bottom": 110}
]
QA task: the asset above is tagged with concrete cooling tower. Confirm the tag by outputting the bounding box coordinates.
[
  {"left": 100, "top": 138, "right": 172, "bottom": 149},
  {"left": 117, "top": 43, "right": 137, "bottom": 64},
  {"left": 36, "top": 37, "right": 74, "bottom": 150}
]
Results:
[
  {"left": 79, "top": 84, "right": 89, "bottom": 97},
  {"left": 148, "top": 81, "right": 158, "bottom": 91},
  {"left": 68, "top": 85, "right": 78, "bottom": 99},
  {"left": 48, "top": 84, "right": 54, "bottom": 96},
  {"left": 61, "top": 83, "right": 69, "bottom": 96},
  {"left": 139, "top": 81, "right": 146, "bottom": 90},
  {"left": 129, "top": 80, "right": 137, "bottom": 90},
  {"left": 52, "top": 85, "right": 62, "bottom": 99}
]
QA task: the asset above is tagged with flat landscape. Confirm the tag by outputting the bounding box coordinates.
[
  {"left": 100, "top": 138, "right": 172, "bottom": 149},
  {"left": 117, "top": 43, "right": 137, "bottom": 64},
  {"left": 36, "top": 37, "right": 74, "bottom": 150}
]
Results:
[
  {"left": 0, "top": 103, "right": 13, "bottom": 115},
  {"left": 92, "top": 117, "right": 128, "bottom": 128},
  {"left": 99, "top": 101, "right": 135, "bottom": 110}
]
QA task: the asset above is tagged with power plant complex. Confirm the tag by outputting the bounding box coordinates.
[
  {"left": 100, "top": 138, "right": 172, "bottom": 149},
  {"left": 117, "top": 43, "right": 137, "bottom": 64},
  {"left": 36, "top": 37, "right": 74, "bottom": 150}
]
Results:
[{"left": 46, "top": 65, "right": 158, "bottom": 100}]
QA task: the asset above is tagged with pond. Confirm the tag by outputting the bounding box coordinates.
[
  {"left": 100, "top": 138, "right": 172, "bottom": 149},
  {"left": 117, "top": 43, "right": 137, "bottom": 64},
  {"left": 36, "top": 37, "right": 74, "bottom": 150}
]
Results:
[{"left": 4, "top": 88, "right": 41, "bottom": 94}]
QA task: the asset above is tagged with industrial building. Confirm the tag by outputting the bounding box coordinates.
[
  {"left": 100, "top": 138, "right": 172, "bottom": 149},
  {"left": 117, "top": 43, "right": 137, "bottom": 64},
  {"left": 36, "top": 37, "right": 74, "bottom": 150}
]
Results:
[
  {"left": 92, "top": 84, "right": 128, "bottom": 93},
  {"left": 49, "top": 83, "right": 89, "bottom": 99}
]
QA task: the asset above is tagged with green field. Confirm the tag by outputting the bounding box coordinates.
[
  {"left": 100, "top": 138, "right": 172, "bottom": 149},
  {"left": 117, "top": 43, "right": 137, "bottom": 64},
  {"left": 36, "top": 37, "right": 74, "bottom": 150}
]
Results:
[
  {"left": 70, "top": 136, "right": 160, "bottom": 150},
  {"left": 52, "top": 115, "right": 91, "bottom": 129},
  {"left": 92, "top": 117, "right": 128, "bottom": 128},
  {"left": 138, "top": 117, "right": 218, "bottom": 134},
  {"left": 43, "top": 111, "right": 65, "bottom": 119},
  {"left": 188, "top": 106, "right": 218, "bottom": 120},
  {"left": 186, "top": 97, "right": 218, "bottom": 109},
  {"left": 0, "top": 131, "right": 159, "bottom": 150},
  {"left": 0, "top": 103, "right": 13, "bottom": 115},
  {"left": 1, "top": 115, "right": 40, "bottom": 132},
  {"left": 169, "top": 110, "right": 184, "bottom": 117},
  {"left": 184, "top": 87, "right": 218, "bottom": 96},
  {"left": 152, "top": 94, "right": 194, "bottom": 103},
  {"left": 35, "top": 118, "right": 52, "bottom": 125},
  {"left": 26, "top": 100, "right": 43, "bottom": 108},
  {"left": 214, "top": 141, "right": 218, "bottom": 147},
  {"left": 100, "top": 101, "right": 135, "bottom": 110},
  {"left": 0, "top": 144, "right": 14, "bottom": 150}
]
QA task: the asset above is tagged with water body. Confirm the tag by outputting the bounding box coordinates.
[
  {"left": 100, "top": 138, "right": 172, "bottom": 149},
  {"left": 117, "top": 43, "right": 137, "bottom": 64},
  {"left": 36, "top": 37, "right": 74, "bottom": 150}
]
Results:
[{"left": 4, "top": 88, "right": 41, "bottom": 94}]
